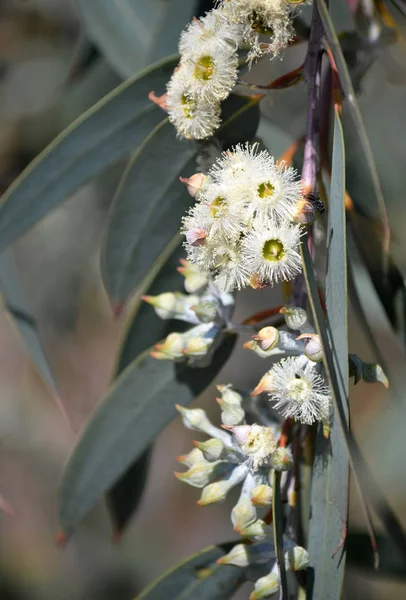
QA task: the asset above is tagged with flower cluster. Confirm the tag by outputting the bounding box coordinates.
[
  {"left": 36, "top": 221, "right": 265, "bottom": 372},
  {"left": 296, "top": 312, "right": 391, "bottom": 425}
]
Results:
[
  {"left": 175, "top": 388, "right": 308, "bottom": 599},
  {"left": 182, "top": 143, "right": 305, "bottom": 291},
  {"left": 247, "top": 307, "right": 333, "bottom": 426},
  {"left": 151, "top": 2, "right": 307, "bottom": 139},
  {"left": 144, "top": 258, "right": 234, "bottom": 365}
]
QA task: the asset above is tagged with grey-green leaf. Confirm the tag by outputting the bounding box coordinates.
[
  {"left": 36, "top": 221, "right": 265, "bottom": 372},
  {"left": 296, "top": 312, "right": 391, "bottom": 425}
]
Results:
[
  {"left": 0, "top": 56, "right": 178, "bottom": 253},
  {"left": 135, "top": 543, "right": 244, "bottom": 600},
  {"left": 306, "top": 113, "right": 348, "bottom": 600},
  {"left": 59, "top": 335, "right": 236, "bottom": 535},
  {"left": 102, "top": 120, "right": 195, "bottom": 305},
  {"left": 77, "top": 0, "right": 194, "bottom": 78}
]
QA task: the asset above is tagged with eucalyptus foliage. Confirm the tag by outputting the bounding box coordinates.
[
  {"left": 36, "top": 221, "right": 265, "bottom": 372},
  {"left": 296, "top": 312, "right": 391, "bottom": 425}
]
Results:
[{"left": 2, "top": 1, "right": 406, "bottom": 599}]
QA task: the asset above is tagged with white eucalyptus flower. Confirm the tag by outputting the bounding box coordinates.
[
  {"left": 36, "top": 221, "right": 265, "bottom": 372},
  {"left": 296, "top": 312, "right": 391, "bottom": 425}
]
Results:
[
  {"left": 241, "top": 218, "right": 302, "bottom": 287},
  {"left": 166, "top": 68, "right": 221, "bottom": 139},
  {"left": 181, "top": 38, "right": 239, "bottom": 102},
  {"left": 179, "top": 10, "right": 243, "bottom": 56},
  {"left": 265, "top": 355, "right": 332, "bottom": 424}
]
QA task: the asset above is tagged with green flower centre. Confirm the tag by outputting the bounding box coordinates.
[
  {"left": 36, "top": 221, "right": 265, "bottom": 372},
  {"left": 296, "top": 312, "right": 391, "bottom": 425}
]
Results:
[
  {"left": 287, "top": 377, "right": 310, "bottom": 402},
  {"left": 251, "top": 11, "right": 274, "bottom": 35},
  {"left": 210, "top": 196, "right": 226, "bottom": 217},
  {"left": 181, "top": 94, "right": 195, "bottom": 119},
  {"left": 262, "top": 239, "right": 285, "bottom": 262},
  {"left": 194, "top": 55, "right": 215, "bottom": 81},
  {"left": 258, "top": 181, "right": 275, "bottom": 198}
]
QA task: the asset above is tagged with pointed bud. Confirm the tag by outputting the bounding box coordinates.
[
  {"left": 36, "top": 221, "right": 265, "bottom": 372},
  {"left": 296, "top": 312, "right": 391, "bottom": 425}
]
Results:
[
  {"left": 227, "top": 424, "right": 251, "bottom": 445},
  {"left": 239, "top": 519, "right": 270, "bottom": 540},
  {"left": 198, "top": 464, "right": 248, "bottom": 505},
  {"left": 219, "top": 403, "right": 245, "bottom": 427},
  {"left": 217, "top": 544, "right": 250, "bottom": 567},
  {"left": 252, "top": 327, "right": 279, "bottom": 351},
  {"left": 183, "top": 335, "right": 213, "bottom": 358},
  {"left": 148, "top": 91, "right": 168, "bottom": 111},
  {"left": 251, "top": 372, "right": 273, "bottom": 396},
  {"left": 176, "top": 447, "right": 204, "bottom": 467},
  {"left": 143, "top": 292, "right": 200, "bottom": 322},
  {"left": 192, "top": 301, "right": 217, "bottom": 323},
  {"left": 232, "top": 495, "right": 257, "bottom": 533},
  {"left": 243, "top": 340, "right": 279, "bottom": 359},
  {"left": 179, "top": 173, "right": 207, "bottom": 198},
  {"left": 194, "top": 438, "right": 225, "bottom": 462},
  {"left": 251, "top": 484, "right": 273, "bottom": 507},
  {"left": 185, "top": 228, "right": 207, "bottom": 246},
  {"left": 152, "top": 332, "right": 184, "bottom": 359},
  {"left": 177, "top": 259, "right": 209, "bottom": 294},
  {"left": 297, "top": 333, "right": 323, "bottom": 362},
  {"left": 175, "top": 460, "right": 224, "bottom": 488},
  {"left": 216, "top": 384, "right": 243, "bottom": 406},
  {"left": 198, "top": 480, "right": 230, "bottom": 506},
  {"left": 250, "top": 571, "right": 279, "bottom": 600},
  {"left": 270, "top": 447, "right": 293, "bottom": 471},
  {"left": 285, "top": 545, "right": 309, "bottom": 571},
  {"left": 176, "top": 405, "right": 212, "bottom": 432},
  {"left": 280, "top": 306, "right": 309, "bottom": 331}
]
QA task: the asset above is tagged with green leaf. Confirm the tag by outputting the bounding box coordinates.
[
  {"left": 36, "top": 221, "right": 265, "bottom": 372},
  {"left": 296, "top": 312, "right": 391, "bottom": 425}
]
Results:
[
  {"left": 77, "top": 0, "right": 195, "bottom": 78},
  {"left": 102, "top": 96, "right": 260, "bottom": 306},
  {"left": 272, "top": 470, "right": 289, "bottom": 600},
  {"left": 102, "top": 120, "right": 195, "bottom": 305},
  {"left": 106, "top": 447, "right": 152, "bottom": 537},
  {"left": 348, "top": 354, "right": 389, "bottom": 389},
  {"left": 135, "top": 543, "right": 244, "bottom": 600},
  {"left": 306, "top": 113, "right": 349, "bottom": 600},
  {"left": 0, "top": 55, "right": 178, "bottom": 254},
  {"left": 59, "top": 335, "right": 237, "bottom": 535},
  {"left": 315, "top": 0, "right": 389, "bottom": 257},
  {"left": 106, "top": 237, "right": 184, "bottom": 533}
]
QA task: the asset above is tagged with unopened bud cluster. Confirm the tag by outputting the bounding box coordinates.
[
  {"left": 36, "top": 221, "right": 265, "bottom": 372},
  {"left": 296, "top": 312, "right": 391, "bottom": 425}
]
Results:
[
  {"left": 175, "top": 389, "right": 308, "bottom": 599},
  {"left": 248, "top": 307, "right": 333, "bottom": 426},
  {"left": 144, "top": 259, "right": 234, "bottom": 365},
  {"left": 182, "top": 143, "right": 307, "bottom": 291},
  {"left": 151, "top": 2, "right": 307, "bottom": 139}
]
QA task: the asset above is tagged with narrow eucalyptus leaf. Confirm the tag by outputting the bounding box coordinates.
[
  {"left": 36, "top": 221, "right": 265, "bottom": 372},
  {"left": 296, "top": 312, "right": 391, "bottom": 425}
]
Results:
[
  {"left": 135, "top": 543, "right": 244, "bottom": 600},
  {"left": 0, "top": 56, "right": 178, "bottom": 253},
  {"left": 59, "top": 336, "right": 236, "bottom": 535},
  {"left": 306, "top": 113, "right": 349, "bottom": 600}
]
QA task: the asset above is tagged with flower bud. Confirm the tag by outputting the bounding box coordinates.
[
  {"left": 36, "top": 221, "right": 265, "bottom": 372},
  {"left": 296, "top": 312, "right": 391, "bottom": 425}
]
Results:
[
  {"left": 251, "top": 372, "right": 273, "bottom": 396},
  {"left": 143, "top": 292, "right": 200, "bottom": 322},
  {"left": 198, "top": 480, "right": 230, "bottom": 506},
  {"left": 285, "top": 545, "right": 309, "bottom": 571},
  {"left": 193, "top": 438, "right": 224, "bottom": 462},
  {"left": 280, "top": 306, "right": 310, "bottom": 331},
  {"left": 183, "top": 336, "right": 213, "bottom": 358},
  {"left": 232, "top": 495, "right": 257, "bottom": 533},
  {"left": 297, "top": 333, "right": 323, "bottom": 362},
  {"left": 174, "top": 460, "right": 225, "bottom": 488},
  {"left": 191, "top": 301, "right": 217, "bottom": 323},
  {"left": 270, "top": 447, "right": 293, "bottom": 471},
  {"left": 216, "top": 384, "right": 243, "bottom": 406},
  {"left": 217, "top": 543, "right": 250, "bottom": 567},
  {"left": 151, "top": 333, "right": 184, "bottom": 360},
  {"left": 240, "top": 425, "right": 277, "bottom": 471},
  {"left": 176, "top": 405, "right": 212, "bottom": 432},
  {"left": 251, "top": 484, "right": 273, "bottom": 507},
  {"left": 250, "top": 570, "right": 279, "bottom": 600},
  {"left": 177, "top": 258, "right": 208, "bottom": 294},
  {"left": 198, "top": 464, "right": 248, "bottom": 505},
  {"left": 176, "top": 447, "right": 204, "bottom": 467},
  {"left": 219, "top": 403, "right": 245, "bottom": 427},
  {"left": 252, "top": 327, "right": 279, "bottom": 351},
  {"left": 239, "top": 518, "right": 270, "bottom": 540},
  {"left": 179, "top": 173, "right": 208, "bottom": 198},
  {"left": 243, "top": 340, "right": 278, "bottom": 359}
]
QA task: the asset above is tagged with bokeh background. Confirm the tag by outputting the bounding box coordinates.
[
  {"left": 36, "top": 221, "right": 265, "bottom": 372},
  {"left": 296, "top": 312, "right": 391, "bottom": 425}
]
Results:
[{"left": 0, "top": 0, "right": 405, "bottom": 598}]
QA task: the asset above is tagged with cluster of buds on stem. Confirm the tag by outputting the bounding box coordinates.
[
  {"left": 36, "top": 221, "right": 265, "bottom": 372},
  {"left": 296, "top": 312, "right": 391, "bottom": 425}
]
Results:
[{"left": 144, "top": 258, "right": 235, "bottom": 366}]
